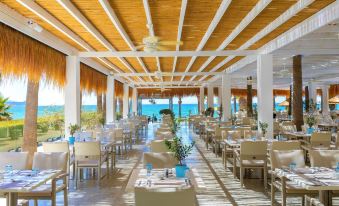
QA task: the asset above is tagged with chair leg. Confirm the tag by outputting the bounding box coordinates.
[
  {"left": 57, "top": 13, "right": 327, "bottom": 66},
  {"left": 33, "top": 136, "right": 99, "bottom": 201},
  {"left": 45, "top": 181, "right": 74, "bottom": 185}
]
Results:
[
  {"left": 233, "top": 156, "right": 237, "bottom": 178},
  {"left": 64, "top": 188, "right": 69, "bottom": 206},
  {"left": 34, "top": 199, "right": 38, "bottom": 206},
  {"left": 264, "top": 166, "right": 268, "bottom": 190},
  {"left": 240, "top": 166, "right": 244, "bottom": 188},
  {"left": 271, "top": 176, "right": 275, "bottom": 206}
]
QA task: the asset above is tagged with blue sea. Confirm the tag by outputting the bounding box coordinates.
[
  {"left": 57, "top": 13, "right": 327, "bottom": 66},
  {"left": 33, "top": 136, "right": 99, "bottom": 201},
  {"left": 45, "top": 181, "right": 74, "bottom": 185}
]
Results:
[{"left": 7, "top": 101, "right": 330, "bottom": 120}]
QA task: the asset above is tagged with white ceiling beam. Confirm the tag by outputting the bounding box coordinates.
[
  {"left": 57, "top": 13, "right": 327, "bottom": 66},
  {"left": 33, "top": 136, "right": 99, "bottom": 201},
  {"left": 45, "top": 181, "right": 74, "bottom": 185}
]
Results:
[
  {"left": 143, "top": 0, "right": 163, "bottom": 81},
  {"left": 189, "top": 0, "right": 272, "bottom": 81},
  {"left": 200, "top": 0, "right": 315, "bottom": 81},
  {"left": 171, "top": 0, "right": 188, "bottom": 81},
  {"left": 78, "top": 50, "right": 258, "bottom": 57},
  {"left": 56, "top": 0, "right": 144, "bottom": 83},
  {"left": 179, "top": 0, "right": 232, "bottom": 82},
  {"left": 98, "top": 0, "right": 153, "bottom": 82},
  {"left": 114, "top": 71, "right": 225, "bottom": 77},
  {"left": 275, "top": 48, "right": 339, "bottom": 56}
]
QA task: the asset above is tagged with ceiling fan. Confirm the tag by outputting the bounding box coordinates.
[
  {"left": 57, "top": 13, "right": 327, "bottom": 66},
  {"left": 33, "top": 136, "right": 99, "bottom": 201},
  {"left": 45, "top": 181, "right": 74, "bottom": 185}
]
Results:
[
  {"left": 155, "top": 86, "right": 171, "bottom": 92},
  {"left": 135, "top": 36, "right": 182, "bottom": 52}
]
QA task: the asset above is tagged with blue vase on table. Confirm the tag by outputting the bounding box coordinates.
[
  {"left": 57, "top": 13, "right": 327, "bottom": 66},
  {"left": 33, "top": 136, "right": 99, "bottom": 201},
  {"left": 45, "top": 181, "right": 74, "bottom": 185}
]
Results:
[
  {"left": 175, "top": 165, "right": 188, "bottom": 178},
  {"left": 307, "top": 127, "right": 314, "bottom": 134},
  {"left": 68, "top": 136, "right": 75, "bottom": 145}
]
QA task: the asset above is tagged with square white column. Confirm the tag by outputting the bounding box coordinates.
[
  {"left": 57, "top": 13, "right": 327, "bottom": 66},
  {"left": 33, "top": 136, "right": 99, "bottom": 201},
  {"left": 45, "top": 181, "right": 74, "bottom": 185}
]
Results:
[
  {"left": 122, "top": 83, "right": 129, "bottom": 118},
  {"left": 257, "top": 55, "right": 273, "bottom": 139},
  {"left": 222, "top": 73, "right": 231, "bottom": 121},
  {"left": 322, "top": 85, "right": 330, "bottom": 115},
  {"left": 64, "top": 56, "right": 80, "bottom": 137},
  {"left": 207, "top": 85, "right": 214, "bottom": 108},
  {"left": 199, "top": 87, "right": 205, "bottom": 114},
  {"left": 106, "top": 76, "right": 115, "bottom": 123},
  {"left": 218, "top": 86, "right": 222, "bottom": 106},
  {"left": 132, "top": 87, "right": 138, "bottom": 116}
]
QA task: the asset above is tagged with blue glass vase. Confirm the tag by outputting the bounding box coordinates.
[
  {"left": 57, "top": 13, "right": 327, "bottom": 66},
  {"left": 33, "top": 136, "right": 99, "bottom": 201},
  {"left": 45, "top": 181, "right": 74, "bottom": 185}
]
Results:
[
  {"left": 175, "top": 165, "right": 188, "bottom": 178},
  {"left": 307, "top": 127, "right": 314, "bottom": 134},
  {"left": 69, "top": 136, "right": 75, "bottom": 145}
]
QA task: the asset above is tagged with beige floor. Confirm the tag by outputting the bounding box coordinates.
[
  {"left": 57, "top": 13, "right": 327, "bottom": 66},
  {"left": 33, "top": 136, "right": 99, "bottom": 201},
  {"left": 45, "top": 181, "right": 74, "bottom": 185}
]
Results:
[{"left": 30, "top": 123, "right": 339, "bottom": 206}]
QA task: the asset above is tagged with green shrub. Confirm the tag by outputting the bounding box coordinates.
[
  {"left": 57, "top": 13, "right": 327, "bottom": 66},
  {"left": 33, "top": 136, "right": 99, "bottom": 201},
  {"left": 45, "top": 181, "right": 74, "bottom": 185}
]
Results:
[
  {"left": 8, "top": 125, "right": 23, "bottom": 140},
  {"left": 37, "top": 121, "right": 49, "bottom": 133},
  {"left": 0, "top": 127, "right": 7, "bottom": 138}
]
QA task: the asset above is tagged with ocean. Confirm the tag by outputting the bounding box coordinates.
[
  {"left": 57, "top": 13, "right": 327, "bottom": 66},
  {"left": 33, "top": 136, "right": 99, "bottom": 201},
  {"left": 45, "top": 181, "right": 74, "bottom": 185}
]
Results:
[{"left": 6, "top": 101, "right": 323, "bottom": 120}]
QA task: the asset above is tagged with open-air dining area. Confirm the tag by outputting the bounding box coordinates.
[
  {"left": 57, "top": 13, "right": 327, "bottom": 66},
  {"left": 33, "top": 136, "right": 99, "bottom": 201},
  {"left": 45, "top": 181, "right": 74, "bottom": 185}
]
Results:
[{"left": 1, "top": 0, "right": 339, "bottom": 206}]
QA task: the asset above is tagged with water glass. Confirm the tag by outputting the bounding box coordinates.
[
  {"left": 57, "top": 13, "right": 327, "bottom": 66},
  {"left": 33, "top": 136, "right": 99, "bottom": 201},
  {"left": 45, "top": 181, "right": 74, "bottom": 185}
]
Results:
[
  {"left": 335, "top": 162, "right": 339, "bottom": 179},
  {"left": 146, "top": 163, "right": 153, "bottom": 177},
  {"left": 289, "top": 162, "right": 296, "bottom": 170},
  {"left": 252, "top": 136, "right": 256, "bottom": 141},
  {"left": 32, "top": 168, "right": 39, "bottom": 177},
  {"left": 5, "top": 165, "right": 12, "bottom": 176}
]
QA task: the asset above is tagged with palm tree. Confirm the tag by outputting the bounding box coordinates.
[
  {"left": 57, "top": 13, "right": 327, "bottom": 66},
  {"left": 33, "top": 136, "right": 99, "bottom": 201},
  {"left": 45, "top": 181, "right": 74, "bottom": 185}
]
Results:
[
  {"left": 23, "top": 80, "right": 39, "bottom": 168},
  {"left": 0, "top": 95, "right": 12, "bottom": 121}
]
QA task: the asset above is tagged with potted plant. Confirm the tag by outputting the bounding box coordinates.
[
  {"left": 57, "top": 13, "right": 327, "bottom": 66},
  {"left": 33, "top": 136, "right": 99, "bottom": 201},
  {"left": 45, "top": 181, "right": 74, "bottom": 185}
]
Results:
[
  {"left": 204, "top": 107, "right": 214, "bottom": 117},
  {"left": 305, "top": 115, "right": 316, "bottom": 134},
  {"left": 259, "top": 121, "right": 268, "bottom": 138},
  {"left": 68, "top": 123, "right": 80, "bottom": 145},
  {"left": 165, "top": 136, "right": 195, "bottom": 178}
]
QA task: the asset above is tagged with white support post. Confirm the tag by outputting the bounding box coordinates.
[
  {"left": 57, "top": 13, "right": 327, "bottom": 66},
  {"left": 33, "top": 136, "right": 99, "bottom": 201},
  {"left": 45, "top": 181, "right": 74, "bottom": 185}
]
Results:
[
  {"left": 222, "top": 74, "right": 231, "bottom": 121},
  {"left": 322, "top": 85, "right": 330, "bottom": 115},
  {"left": 64, "top": 56, "right": 80, "bottom": 137},
  {"left": 199, "top": 87, "right": 205, "bottom": 114},
  {"left": 257, "top": 54, "right": 273, "bottom": 139},
  {"left": 207, "top": 85, "right": 214, "bottom": 108},
  {"left": 218, "top": 86, "right": 222, "bottom": 107},
  {"left": 123, "top": 83, "right": 129, "bottom": 119},
  {"left": 132, "top": 87, "right": 138, "bottom": 116},
  {"left": 106, "top": 76, "right": 115, "bottom": 123}
]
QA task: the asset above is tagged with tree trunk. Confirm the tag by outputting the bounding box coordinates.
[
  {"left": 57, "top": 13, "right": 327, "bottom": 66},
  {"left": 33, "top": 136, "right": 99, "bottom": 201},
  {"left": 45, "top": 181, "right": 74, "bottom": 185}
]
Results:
[
  {"left": 178, "top": 97, "right": 182, "bottom": 118},
  {"left": 292, "top": 55, "right": 304, "bottom": 131},
  {"left": 102, "top": 94, "right": 106, "bottom": 122},
  {"left": 305, "top": 86, "right": 309, "bottom": 112},
  {"left": 97, "top": 94, "right": 103, "bottom": 114},
  {"left": 23, "top": 80, "right": 39, "bottom": 168},
  {"left": 246, "top": 77, "right": 253, "bottom": 117}
]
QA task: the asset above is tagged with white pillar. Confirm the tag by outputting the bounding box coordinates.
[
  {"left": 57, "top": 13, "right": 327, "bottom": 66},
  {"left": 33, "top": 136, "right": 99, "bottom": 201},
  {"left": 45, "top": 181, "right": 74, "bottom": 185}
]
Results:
[
  {"left": 222, "top": 74, "right": 231, "bottom": 121},
  {"left": 106, "top": 76, "right": 115, "bottom": 123},
  {"left": 207, "top": 85, "right": 214, "bottom": 108},
  {"left": 132, "top": 87, "right": 138, "bottom": 116},
  {"left": 122, "top": 83, "right": 129, "bottom": 118},
  {"left": 308, "top": 82, "right": 317, "bottom": 103},
  {"left": 322, "top": 85, "right": 330, "bottom": 115},
  {"left": 257, "top": 54, "right": 273, "bottom": 139},
  {"left": 218, "top": 86, "right": 222, "bottom": 106},
  {"left": 199, "top": 87, "right": 205, "bottom": 114},
  {"left": 64, "top": 56, "right": 80, "bottom": 137}
]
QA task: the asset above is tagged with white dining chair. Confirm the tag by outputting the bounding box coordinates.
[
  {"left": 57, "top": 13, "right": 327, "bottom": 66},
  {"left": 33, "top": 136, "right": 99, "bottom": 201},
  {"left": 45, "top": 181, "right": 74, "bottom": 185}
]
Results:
[
  {"left": 143, "top": 152, "right": 177, "bottom": 169},
  {"left": 150, "top": 140, "right": 170, "bottom": 153},
  {"left": 0, "top": 152, "right": 28, "bottom": 170}
]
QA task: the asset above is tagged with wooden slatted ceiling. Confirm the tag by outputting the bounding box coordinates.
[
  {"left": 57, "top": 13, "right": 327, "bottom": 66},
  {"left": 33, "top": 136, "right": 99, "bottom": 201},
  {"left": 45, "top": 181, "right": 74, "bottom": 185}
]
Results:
[
  {"left": 201, "top": 0, "right": 335, "bottom": 81},
  {"left": 181, "top": 0, "right": 259, "bottom": 82},
  {"left": 1, "top": 0, "right": 336, "bottom": 85},
  {"left": 173, "top": 0, "right": 223, "bottom": 81}
]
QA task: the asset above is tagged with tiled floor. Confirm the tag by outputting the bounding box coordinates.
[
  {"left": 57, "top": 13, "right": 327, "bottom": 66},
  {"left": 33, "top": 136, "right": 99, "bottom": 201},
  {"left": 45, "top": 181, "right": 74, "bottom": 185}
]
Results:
[{"left": 30, "top": 123, "right": 338, "bottom": 206}]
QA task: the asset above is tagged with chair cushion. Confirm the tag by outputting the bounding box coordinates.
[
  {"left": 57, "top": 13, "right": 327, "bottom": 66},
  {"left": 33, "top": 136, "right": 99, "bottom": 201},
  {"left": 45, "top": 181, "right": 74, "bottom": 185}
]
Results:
[{"left": 241, "top": 160, "right": 265, "bottom": 167}]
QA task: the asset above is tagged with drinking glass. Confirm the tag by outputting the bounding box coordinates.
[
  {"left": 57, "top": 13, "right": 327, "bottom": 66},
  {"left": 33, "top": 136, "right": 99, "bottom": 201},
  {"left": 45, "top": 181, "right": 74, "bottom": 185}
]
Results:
[{"left": 146, "top": 163, "right": 153, "bottom": 177}]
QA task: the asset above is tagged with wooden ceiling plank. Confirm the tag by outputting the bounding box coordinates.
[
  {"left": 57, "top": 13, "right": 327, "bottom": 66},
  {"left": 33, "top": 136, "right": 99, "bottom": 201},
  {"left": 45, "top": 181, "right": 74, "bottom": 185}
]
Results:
[
  {"left": 171, "top": 0, "right": 188, "bottom": 81},
  {"left": 190, "top": 0, "right": 272, "bottom": 81},
  {"left": 98, "top": 0, "right": 153, "bottom": 82},
  {"left": 142, "top": 0, "right": 162, "bottom": 82},
  {"left": 179, "top": 0, "right": 232, "bottom": 82},
  {"left": 56, "top": 0, "right": 144, "bottom": 83},
  {"left": 199, "top": 0, "right": 315, "bottom": 82}
]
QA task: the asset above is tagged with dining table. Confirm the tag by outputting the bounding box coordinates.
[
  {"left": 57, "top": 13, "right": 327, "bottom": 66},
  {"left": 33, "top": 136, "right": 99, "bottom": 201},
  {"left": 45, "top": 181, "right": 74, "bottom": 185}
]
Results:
[
  {"left": 275, "top": 167, "right": 339, "bottom": 206},
  {"left": 0, "top": 169, "right": 62, "bottom": 206}
]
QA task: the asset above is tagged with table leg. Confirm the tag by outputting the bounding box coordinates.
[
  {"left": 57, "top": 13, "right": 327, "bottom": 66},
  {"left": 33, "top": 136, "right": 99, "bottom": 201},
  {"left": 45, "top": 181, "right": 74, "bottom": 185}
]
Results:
[
  {"left": 319, "top": 190, "right": 330, "bottom": 206},
  {"left": 7, "top": 192, "right": 18, "bottom": 206}
]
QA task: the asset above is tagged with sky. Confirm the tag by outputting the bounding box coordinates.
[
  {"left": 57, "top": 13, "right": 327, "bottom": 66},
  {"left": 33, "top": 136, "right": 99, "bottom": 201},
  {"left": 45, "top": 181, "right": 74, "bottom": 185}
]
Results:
[{"left": 0, "top": 80, "right": 96, "bottom": 105}]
